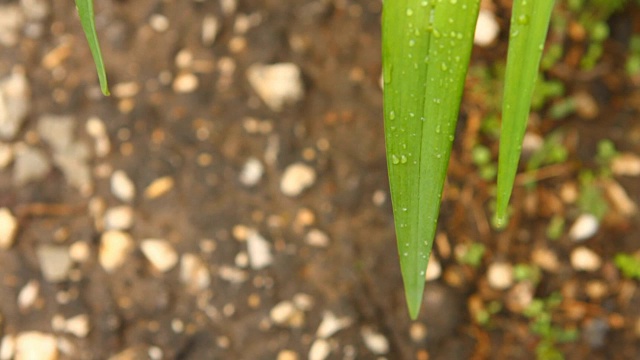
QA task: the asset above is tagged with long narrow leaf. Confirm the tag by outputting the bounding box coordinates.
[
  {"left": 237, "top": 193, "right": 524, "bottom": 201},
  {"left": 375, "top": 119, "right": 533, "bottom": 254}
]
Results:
[
  {"left": 495, "top": 0, "right": 555, "bottom": 227},
  {"left": 383, "top": 0, "right": 479, "bottom": 319},
  {"left": 75, "top": 0, "right": 110, "bottom": 95}
]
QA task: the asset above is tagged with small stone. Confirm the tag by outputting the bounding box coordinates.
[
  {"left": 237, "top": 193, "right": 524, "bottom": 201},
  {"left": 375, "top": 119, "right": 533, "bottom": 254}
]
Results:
[
  {"left": 53, "top": 147, "right": 92, "bottom": 193},
  {"left": 305, "top": 229, "right": 330, "bottom": 248},
  {"left": 569, "top": 214, "right": 599, "bottom": 241},
  {"left": 474, "top": 9, "right": 499, "bottom": 47},
  {"left": 571, "top": 246, "right": 601, "bottom": 272},
  {"left": 292, "top": 293, "right": 314, "bottom": 311},
  {"left": 605, "top": 180, "right": 637, "bottom": 216},
  {"left": 409, "top": 322, "right": 428, "bottom": 343},
  {"left": 17, "top": 280, "right": 39, "bottom": 311},
  {"left": 99, "top": 230, "right": 134, "bottom": 272},
  {"left": 36, "top": 245, "right": 72, "bottom": 282},
  {"left": 583, "top": 318, "right": 609, "bottom": 349},
  {"left": 425, "top": 255, "right": 442, "bottom": 281},
  {"left": 69, "top": 242, "right": 90, "bottom": 263},
  {"left": 180, "top": 253, "right": 211, "bottom": 291},
  {"left": 37, "top": 114, "right": 75, "bottom": 151},
  {"left": 270, "top": 301, "right": 296, "bottom": 325},
  {"left": 173, "top": 72, "right": 199, "bottom": 93},
  {"left": 64, "top": 314, "right": 90, "bottom": 338},
  {"left": 144, "top": 176, "right": 174, "bottom": 199},
  {"left": 85, "top": 117, "right": 110, "bottom": 157},
  {"left": 308, "top": 339, "right": 331, "bottom": 360},
  {"left": 574, "top": 91, "right": 599, "bottom": 119},
  {"left": 487, "top": 262, "right": 514, "bottom": 290},
  {"left": 202, "top": 16, "right": 219, "bottom": 46},
  {"left": 247, "top": 63, "right": 304, "bottom": 111},
  {"left": 149, "top": 14, "right": 169, "bottom": 32},
  {"left": 246, "top": 230, "right": 273, "bottom": 269},
  {"left": 13, "top": 146, "right": 50, "bottom": 185},
  {"left": 611, "top": 153, "right": 640, "bottom": 177},
  {"left": 20, "top": 0, "right": 50, "bottom": 21},
  {"left": 15, "top": 332, "right": 57, "bottom": 360},
  {"left": 239, "top": 157, "right": 263, "bottom": 187},
  {"left": 360, "top": 326, "right": 389, "bottom": 355},
  {"left": 140, "top": 239, "right": 178, "bottom": 272},
  {"left": 316, "top": 311, "right": 352, "bottom": 338},
  {"left": 218, "top": 265, "right": 248, "bottom": 283},
  {"left": 276, "top": 350, "right": 298, "bottom": 360},
  {"left": 0, "top": 143, "right": 13, "bottom": 169},
  {"left": 111, "top": 170, "right": 136, "bottom": 202},
  {"left": 280, "top": 163, "right": 316, "bottom": 197},
  {"left": 0, "top": 69, "right": 29, "bottom": 139},
  {"left": 531, "top": 248, "right": 560, "bottom": 272},
  {"left": 0, "top": 208, "right": 18, "bottom": 249},
  {"left": 104, "top": 206, "right": 134, "bottom": 230},
  {"left": 0, "top": 335, "right": 15, "bottom": 360}
]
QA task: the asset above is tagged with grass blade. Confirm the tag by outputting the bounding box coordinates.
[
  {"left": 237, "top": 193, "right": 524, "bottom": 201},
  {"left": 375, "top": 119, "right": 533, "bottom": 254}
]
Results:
[
  {"left": 495, "top": 0, "right": 555, "bottom": 227},
  {"left": 383, "top": 0, "right": 479, "bottom": 319},
  {"left": 75, "top": 0, "right": 110, "bottom": 96}
]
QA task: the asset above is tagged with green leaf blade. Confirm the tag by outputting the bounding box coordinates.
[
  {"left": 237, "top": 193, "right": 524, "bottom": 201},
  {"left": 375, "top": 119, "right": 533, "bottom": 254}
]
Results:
[
  {"left": 75, "top": 0, "right": 110, "bottom": 96},
  {"left": 495, "top": 0, "right": 555, "bottom": 227},
  {"left": 383, "top": 0, "right": 480, "bottom": 319}
]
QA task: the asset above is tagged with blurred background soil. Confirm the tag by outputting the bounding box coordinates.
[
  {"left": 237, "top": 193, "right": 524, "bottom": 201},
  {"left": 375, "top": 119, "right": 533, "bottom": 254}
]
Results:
[{"left": 0, "top": 0, "right": 639, "bottom": 359}]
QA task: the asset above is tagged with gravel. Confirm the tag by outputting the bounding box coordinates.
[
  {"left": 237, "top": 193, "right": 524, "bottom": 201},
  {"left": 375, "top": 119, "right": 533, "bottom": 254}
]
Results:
[
  {"left": 280, "top": 163, "right": 316, "bottom": 197},
  {"left": 12, "top": 145, "right": 50, "bottom": 185},
  {"left": 110, "top": 170, "right": 136, "bottom": 202},
  {"left": 0, "top": 67, "right": 29, "bottom": 140},
  {"left": 474, "top": 9, "right": 500, "bottom": 47},
  {"left": 316, "top": 311, "right": 352, "bottom": 339},
  {"left": 140, "top": 239, "right": 179, "bottom": 273},
  {"left": 308, "top": 338, "right": 331, "bottom": 360},
  {"left": 360, "top": 326, "right": 389, "bottom": 355},
  {"left": 304, "top": 229, "right": 330, "bottom": 248},
  {"left": 180, "top": 253, "right": 211, "bottom": 292},
  {"left": 246, "top": 63, "right": 304, "bottom": 111},
  {"left": 0, "top": 208, "right": 18, "bottom": 249},
  {"left": 571, "top": 246, "right": 602, "bottom": 272},
  {"left": 104, "top": 206, "right": 134, "bottom": 230},
  {"left": 246, "top": 230, "right": 273, "bottom": 269},
  {"left": 487, "top": 262, "right": 514, "bottom": 290},
  {"left": 35, "top": 244, "right": 72, "bottom": 283},
  {"left": 569, "top": 214, "right": 600, "bottom": 242},
  {"left": 14, "top": 332, "right": 58, "bottom": 360},
  {"left": 99, "top": 230, "right": 134, "bottom": 272},
  {"left": 239, "top": 157, "right": 264, "bottom": 187}
]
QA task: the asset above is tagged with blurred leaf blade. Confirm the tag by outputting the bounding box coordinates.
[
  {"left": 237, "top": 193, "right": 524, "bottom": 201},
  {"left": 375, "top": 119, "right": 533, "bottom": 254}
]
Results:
[
  {"left": 495, "top": 0, "right": 555, "bottom": 227},
  {"left": 382, "top": 0, "right": 479, "bottom": 319},
  {"left": 75, "top": 0, "right": 110, "bottom": 95}
]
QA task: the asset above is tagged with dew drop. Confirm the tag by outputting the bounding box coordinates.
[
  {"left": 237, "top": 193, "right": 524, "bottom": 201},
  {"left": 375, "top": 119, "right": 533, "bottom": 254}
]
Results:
[
  {"left": 400, "top": 155, "right": 408, "bottom": 164},
  {"left": 406, "top": 8, "right": 413, "bottom": 16},
  {"left": 389, "top": 110, "right": 396, "bottom": 120},
  {"left": 391, "top": 155, "right": 400, "bottom": 165}
]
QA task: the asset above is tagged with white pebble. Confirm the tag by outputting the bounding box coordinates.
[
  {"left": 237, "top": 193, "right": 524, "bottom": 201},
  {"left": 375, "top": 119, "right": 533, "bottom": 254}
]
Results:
[
  {"left": 487, "top": 262, "right": 514, "bottom": 290},
  {"left": 15, "top": 332, "right": 57, "bottom": 360},
  {"left": 571, "top": 246, "right": 602, "bottom": 272},
  {"left": 569, "top": 214, "right": 599, "bottom": 241},
  {"left": 0, "top": 207, "right": 18, "bottom": 249},
  {"left": 180, "top": 253, "right": 211, "bottom": 291},
  {"left": 239, "top": 157, "right": 263, "bottom": 187},
  {"left": 316, "top": 311, "right": 352, "bottom": 339},
  {"left": 308, "top": 339, "right": 331, "bottom": 360},
  {"left": 280, "top": 163, "right": 316, "bottom": 197},
  {"left": 64, "top": 314, "right": 90, "bottom": 338},
  {"left": 149, "top": 14, "right": 169, "bottom": 32},
  {"left": 0, "top": 335, "right": 15, "bottom": 360},
  {"left": 99, "top": 230, "right": 134, "bottom": 272},
  {"left": 17, "top": 280, "right": 39, "bottom": 311},
  {"left": 35, "top": 245, "right": 72, "bottom": 282},
  {"left": 360, "top": 326, "right": 389, "bottom": 355},
  {"left": 611, "top": 153, "right": 640, "bottom": 176},
  {"left": 202, "top": 15, "right": 219, "bottom": 46},
  {"left": 173, "top": 72, "right": 199, "bottom": 93},
  {"left": 270, "top": 301, "right": 296, "bottom": 325},
  {"left": 0, "top": 143, "right": 13, "bottom": 169},
  {"left": 111, "top": 170, "right": 135, "bottom": 202},
  {"left": 425, "top": 254, "right": 442, "bottom": 281},
  {"left": 104, "top": 206, "right": 134, "bottom": 230},
  {"left": 246, "top": 230, "right": 273, "bottom": 269},
  {"left": 69, "top": 241, "right": 91, "bottom": 263},
  {"left": 141, "top": 239, "right": 178, "bottom": 272},
  {"left": 409, "top": 323, "right": 428, "bottom": 342},
  {"left": 144, "top": 176, "right": 174, "bottom": 199},
  {"left": 474, "top": 9, "right": 500, "bottom": 47},
  {"left": 305, "top": 229, "right": 330, "bottom": 248},
  {"left": 85, "top": 116, "right": 110, "bottom": 157},
  {"left": 246, "top": 63, "right": 304, "bottom": 111},
  {"left": 276, "top": 350, "right": 298, "bottom": 360}
]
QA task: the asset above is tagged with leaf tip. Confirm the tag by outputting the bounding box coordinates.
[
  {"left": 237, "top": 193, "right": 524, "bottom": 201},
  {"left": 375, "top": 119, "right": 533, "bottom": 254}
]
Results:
[{"left": 405, "top": 283, "right": 424, "bottom": 320}]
